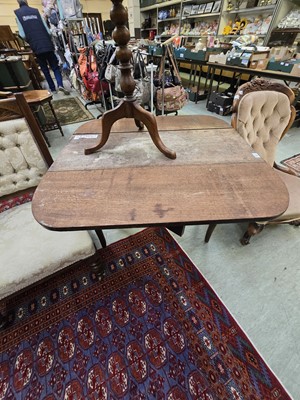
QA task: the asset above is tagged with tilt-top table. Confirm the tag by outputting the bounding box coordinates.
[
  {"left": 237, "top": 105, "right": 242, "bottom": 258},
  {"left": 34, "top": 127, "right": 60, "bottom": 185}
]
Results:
[{"left": 32, "top": 115, "right": 289, "bottom": 232}]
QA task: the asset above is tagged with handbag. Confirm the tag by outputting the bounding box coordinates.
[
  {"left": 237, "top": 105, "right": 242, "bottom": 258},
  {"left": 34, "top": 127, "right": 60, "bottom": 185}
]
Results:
[
  {"left": 83, "top": 48, "right": 100, "bottom": 95},
  {"left": 78, "top": 47, "right": 88, "bottom": 79},
  {"left": 156, "top": 85, "right": 188, "bottom": 112},
  {"left": 155, "top": 45, "right": 188, "bottom": 112},
  {"left": 134, "top": 79, "right": 151, "bottom": 105},
  {"left": 132, "top": 49, "right": 151, "bottom": 105},
  {"left": 83, "top": 70, "right": 101, "bottom": 94},
  {"left": 99, "top": 44, "right": 116, "bottom": 80},
  {"left": 133, "top": 50, "right": 146, "bottom": 80},
  {"left": 104, "top": 51, "right": 118, "bottom": 83}
]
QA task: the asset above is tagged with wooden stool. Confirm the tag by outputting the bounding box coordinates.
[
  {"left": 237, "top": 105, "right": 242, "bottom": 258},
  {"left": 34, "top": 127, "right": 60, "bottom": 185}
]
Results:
[{"left": 22, "top": 90, "right": 64, "bottom": 146}]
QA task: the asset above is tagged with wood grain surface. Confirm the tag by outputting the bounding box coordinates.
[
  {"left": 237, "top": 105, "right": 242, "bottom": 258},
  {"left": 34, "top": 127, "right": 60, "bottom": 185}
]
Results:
[
  {"left": 74, "top": 115, "right": 230, "bottom": 134},
  {"left": 32, "top": 116, "right": 289, "bottom": 231}
]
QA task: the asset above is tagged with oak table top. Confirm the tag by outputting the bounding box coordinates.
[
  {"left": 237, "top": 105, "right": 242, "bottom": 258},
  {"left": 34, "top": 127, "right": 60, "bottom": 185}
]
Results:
[{"left": 32, "top": 115, "right": 289, "bottom": 231}]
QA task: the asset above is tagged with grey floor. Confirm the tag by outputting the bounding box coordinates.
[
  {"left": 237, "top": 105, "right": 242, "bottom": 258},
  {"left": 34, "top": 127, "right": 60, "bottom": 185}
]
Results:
[{"left": 47, "top": 87, "right": 300, "bottom": 399}]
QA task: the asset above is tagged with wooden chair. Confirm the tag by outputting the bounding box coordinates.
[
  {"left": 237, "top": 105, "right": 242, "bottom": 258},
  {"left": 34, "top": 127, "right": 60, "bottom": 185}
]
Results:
[
  {"left": 205, "top": 78, "right": 299, "bottom": 245},
  {"left": 0, "top": 93, "right": 105, "bottom": 328},
  {"left": 0, "top": 86, "right": 64, "bottom": 147},
  {"left": 0, "top": 25, "right": 43, "bottom": 89}
]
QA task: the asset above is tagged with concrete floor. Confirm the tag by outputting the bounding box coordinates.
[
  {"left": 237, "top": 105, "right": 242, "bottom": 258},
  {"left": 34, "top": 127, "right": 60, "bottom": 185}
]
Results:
[{"left": 47, "top": 88, "right": 300, "bottom": 399}]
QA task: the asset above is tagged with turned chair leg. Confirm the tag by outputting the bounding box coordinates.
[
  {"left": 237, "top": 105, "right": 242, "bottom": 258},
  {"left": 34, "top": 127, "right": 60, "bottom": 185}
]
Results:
[
  {"left": 204, "top": 223, "right": 217, "bottom": 243},
  {"left": 289, "top": 220, "right": 300, "bottom": 226},
  {"left": 240, "top": 222, "right": 264, "bottom": 245},
  {"left": 95, "top": 229, "right": 107, "bottom": 248}
]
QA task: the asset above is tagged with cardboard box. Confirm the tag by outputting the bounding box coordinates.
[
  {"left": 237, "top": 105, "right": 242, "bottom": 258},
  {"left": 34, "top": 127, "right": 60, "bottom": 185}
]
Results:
[
  {"left": 250, "top": 51, "right": 270, "bottom": 62},
  {"left": 208, "top": 52, "right": 227, "bottom": 64},
  {"left": 256, "top": 58, "right": 270, "bottom": 70},
  {"left": 187, "top": 87, "right": 207, "bottom": 102},
  {"left": 291, "top": 64, "right": 300, "bottom": 77},
  {"left": 269, "top": 46, "right": 292, "bottom": 61},
  {"left": 249, "top": 59, "right": 270, "bottom": 70},
  {"left": 249, "top": 61, "right": 258, "bottom": 69}
]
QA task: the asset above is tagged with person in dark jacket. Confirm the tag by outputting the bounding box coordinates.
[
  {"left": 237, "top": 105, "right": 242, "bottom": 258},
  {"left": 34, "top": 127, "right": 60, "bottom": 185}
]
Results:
[{"left": 15, "top": 0, "right": 69, "bottom": 94}]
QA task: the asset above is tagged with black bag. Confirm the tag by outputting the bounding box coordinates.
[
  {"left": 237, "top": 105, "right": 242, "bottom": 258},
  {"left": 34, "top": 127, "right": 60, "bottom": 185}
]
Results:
[
  {"left": 141, "top": 17, "right": 151, "bottom": 29},
  {"left": 99, "top": 44, "right": 116, "bottom": 80},
  {"left": 154, "top": 46, "right": 181, "bottom": 88},
  {"left": 133, "top": 50, "right": 146, "bottom": 80}
]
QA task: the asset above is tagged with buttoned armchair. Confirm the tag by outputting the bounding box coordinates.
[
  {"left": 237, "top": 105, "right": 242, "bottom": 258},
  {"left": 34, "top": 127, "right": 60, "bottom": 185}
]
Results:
[
  {"left": 0, "top": 93, "right": 105, "bottom": 328},
  {"left": 205, "top": 78, "right": 299, "bottom": 245}
]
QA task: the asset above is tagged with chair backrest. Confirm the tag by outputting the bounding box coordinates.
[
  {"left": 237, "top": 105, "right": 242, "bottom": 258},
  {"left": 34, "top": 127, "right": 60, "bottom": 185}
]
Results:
[
  {"left": 231, "top": 78, "right": 296, "bottom": 166},
  {"left": 0, "top": 93, "right": 53, "bottom": 205},
  {"left": 0, "top": 26, "right": 22, "bottom": 50}
]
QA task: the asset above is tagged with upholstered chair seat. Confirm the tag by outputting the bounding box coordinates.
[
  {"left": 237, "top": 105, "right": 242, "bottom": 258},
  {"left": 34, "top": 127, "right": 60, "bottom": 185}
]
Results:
[
  {"left": 0, "top": 94, "right": 104, "bottom": 325},
  {"left": 0, "top": 202, "right": 94, "bottom": 300},
  {"left": 273, "top": 169, "right": 300, "bottom": 223}
]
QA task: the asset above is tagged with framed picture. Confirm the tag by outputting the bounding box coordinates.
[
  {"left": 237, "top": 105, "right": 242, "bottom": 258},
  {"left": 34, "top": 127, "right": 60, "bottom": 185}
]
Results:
[
  {"left": 198, "top": 3, "right": 206, "bottom": 13},
  {"left": 212, "top": 0, "right": 221, "bottom": 12},
  {"left": 204, "top": 2, "right": 214, "bottom": 13},
  {"left": 182, "top": 5, "right": 192, "bottom": 16},
  {"left": 191, "top": 4, "right": 200, "bottom": 14}
]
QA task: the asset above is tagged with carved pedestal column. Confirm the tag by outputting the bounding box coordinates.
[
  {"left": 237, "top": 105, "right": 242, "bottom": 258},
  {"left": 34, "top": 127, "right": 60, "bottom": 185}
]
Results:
[{"left": 84, "top": 0, "right": 176, "bottom": 160}]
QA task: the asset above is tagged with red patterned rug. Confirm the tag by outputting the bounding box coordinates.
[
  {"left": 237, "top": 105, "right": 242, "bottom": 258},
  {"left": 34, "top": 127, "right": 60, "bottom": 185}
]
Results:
[
  {"left": 0, "top": 227, "right": 291, "bottom": 399},
  {"left": 281, "top": 153, "right": 300, "bottom": 174}
]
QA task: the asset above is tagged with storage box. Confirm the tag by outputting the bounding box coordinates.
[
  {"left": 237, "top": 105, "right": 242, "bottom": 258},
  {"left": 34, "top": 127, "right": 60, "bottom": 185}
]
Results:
[
  {"left": 184, "top": 49, "right": 206, "bottom": 61},
  {"left": 267, "top": 60, "right": 294, "bottom": 73},
  {"left": 291, "top": 64, "right": 300, "bottom": 77},
  {"left": 209, "top": 91, "right": 234, "bottom": 108},
  {"left": 250, "top": 51, "right": 270, "bottom": 62},
  {"left": 148, "top": 45, "right": 163, "bottom": 56},
  {"left": 256, "top": 58, "right": 270, "bottom": 70},
  {"left": 174, "top": 48, "right": 186, "bottom": 60},
  {"left": 187, "top": 87, "right": 207, "bottom": 102},
  {"left": 207, "top": 101, "right": 231, "bottom": 115},
  {"left": 269, "top": 46, "right": 292, "bottom": 61},
  {"left": 249, "top": 61, "right": 258, "bottom": 69},
  {"left": 208, "top": 52, "right": 227, "bottom": 64},
  {"left": 226, "top": 51, "right": 252, "bottom": 67}
]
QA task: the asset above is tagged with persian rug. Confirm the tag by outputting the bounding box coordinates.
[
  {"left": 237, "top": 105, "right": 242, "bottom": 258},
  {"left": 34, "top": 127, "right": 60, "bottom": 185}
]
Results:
[
  {"left": 281, "top": 153, "right": 300, "bottom": 174},
  {"left": 0, "top": 227, "right": 291, "bottom": 399},
  {"left": 43, "top": 96, "right": 94, "bottom": 126}
]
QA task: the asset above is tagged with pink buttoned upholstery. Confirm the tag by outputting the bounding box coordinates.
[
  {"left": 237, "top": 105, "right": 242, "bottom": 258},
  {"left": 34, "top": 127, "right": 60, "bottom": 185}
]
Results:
[
  {"left": 205, "top": 78, "right": 299, "bottom": 244},
  {"left": 235, "top": 91, "right": 292, "bottom": 167}
]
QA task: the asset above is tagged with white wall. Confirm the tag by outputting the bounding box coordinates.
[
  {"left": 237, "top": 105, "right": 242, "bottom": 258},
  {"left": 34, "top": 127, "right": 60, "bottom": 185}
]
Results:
[{"left": 0, "top": 0, "right": 128, "bottom": 32}]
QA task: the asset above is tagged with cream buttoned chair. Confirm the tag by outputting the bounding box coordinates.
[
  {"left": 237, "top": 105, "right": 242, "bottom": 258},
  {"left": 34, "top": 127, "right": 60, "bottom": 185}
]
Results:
[
  {"left": 0, "top": 93, "right": 105, "bottom": 328},
  {"left": 205, "top": 78, "right": 299, "bottom": 245}
]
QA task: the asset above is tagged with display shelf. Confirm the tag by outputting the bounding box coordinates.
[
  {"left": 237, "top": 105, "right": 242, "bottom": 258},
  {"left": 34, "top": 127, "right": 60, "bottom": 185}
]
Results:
[
  {"left": 158, "top": 17, "right": 180, "bottom": 22},
  {"left": 182, "top": 12, "right": 220, "bottom": 19},
  {"left": 141, "top": 0, "right": 181, "bottom": 12},
  {"left": 224, "top": 5, "right": 276, "bottom": 14},
  {"left": 140, "top": 0, "right": 298, "bottom": 47},
  {"left": 218, "top": 33, "right": 266, "bottom": 37}
]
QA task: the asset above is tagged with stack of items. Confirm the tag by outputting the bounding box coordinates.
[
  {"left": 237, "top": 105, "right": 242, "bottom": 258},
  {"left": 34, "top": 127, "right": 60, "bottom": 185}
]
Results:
[
  {"left": 207, "top": 90, "right": 234, "bottom": 115},
  {"left": 266, "top": 46, "right": 300, "bottom": 76}
]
